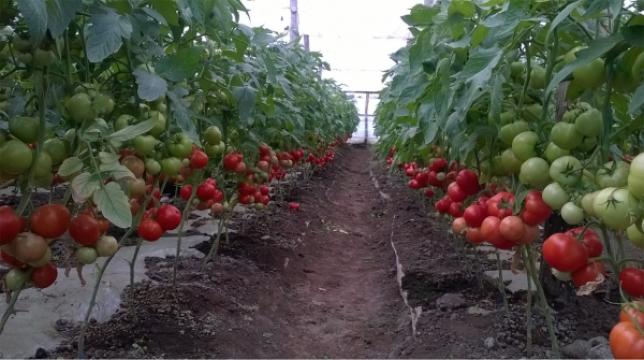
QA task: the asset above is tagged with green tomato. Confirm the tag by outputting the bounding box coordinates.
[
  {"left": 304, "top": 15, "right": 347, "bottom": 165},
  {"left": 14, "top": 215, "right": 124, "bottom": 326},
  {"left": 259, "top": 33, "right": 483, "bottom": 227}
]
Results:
[
  {"left": 161, "top": 157, "right": 182, "bottom": 177},
  {"left": 632, "top": 51, "right": 644, "bottom": 80},
  {"left": 593, "top": 187, "right": 633, "bottom": 230},
  {"left": 33, "top": 173, "right": 53, "bottom": 188},
  {"left": 43, "top": 138, "right": 69, "bottom": 165},
  {"left": 76, "top": 247, "right": 98, "bottom": 265},
  {"left": 561, "top": 202, "right": 585, "bottom": 225},
  {"left": 522, "top": 104, "right": 543, "bottom": 121},
  {"left": 96, "top": 236, "right": 119, "bottom": 257},
  {"left": 0, "top": 139, "right": 33, "bottom": 176},
  {"left": 550, "top": 122, "right": 582, "bottom": 150},
  {"left": 145, "top": 158, "right": 161, "bottom": 176},
  {"left": 519, "top": 157, "right": 551, "bottom": 189},
  {"left": 9, "top": 116, "right": 39, "bottom": 143},
  {"left": 146, "top": 111, "right": 167, "bottom": 138},
  {"left": 203, "top": 126, "right": 222, "bottom": 145},
  {"left": 544, "top": 142, "right": 570, "bottom": 163},
  {"left": 491, "top": 155, "right": 506, "bottom": 176},
  {"left": 631, "top": 152, "right": 644, "bottom": 178},
  {"left": 93, "top": 93, "right": 115, "bottom": 116},
  {"left": 63, "top": 129, "right": 76, "bottom": 143},
  {"left": 511, "top": 131, "right": 539, "bottom": 161},
  {"left": 168, "top": 133, "right": 193, "bottom": 158},
  {"left": 628, "top": 174, "right": 644, "bottom": 200},
  {"left": 627, "top": 224, "right": 644, "bottom": 248},
  {"left": 529, "top": 66, "right": 546, "bottom": 89},
  {"left": 581, "top": 191, "right": 599, "bottom": 217},
  {"left": 3, "top": 269, "right": 28, "bottom": 291},
  {"left": 578, "top": 136, "right": 598, "bottom": 152},
  {"left": 114, "top": 114, "right": 136, "bottom": 131},
  {"left": 510, "top": 61, "right": 525, "bottom": 80},
  {"left": 65, "top": 93, "right": 95, "bottom": 123},
  {"left": 549, "top": 155, "right": 582, "bottom": 186},
  {"left": 32, "top": 49, "right": 56, "bottom": 68},
  {"left": 572, "top": 58, "right": 605, "bottom": 88},
  {"left": 574, "top": 109, "right": 602, "bottom": 137},
  {"left": 501, "top": 148, "right": 522, "bottom": 174},
  {"left": 499, "top": 120, "right": 529, "bottom": 146},
  {"left": 0, "top": 130, "right": 7, "bottom": 146},
  {"left": 32, "top": 152, "right": 53, "bottom": 179},
  {"left": 596, "top": 161, "right": 629, "bottom": 188},
  {"left": 543, "top": 182, "right": 569, "bottom": 210},
  {"left": 133, "top": 135, "right": 157, "bottom": 157}
]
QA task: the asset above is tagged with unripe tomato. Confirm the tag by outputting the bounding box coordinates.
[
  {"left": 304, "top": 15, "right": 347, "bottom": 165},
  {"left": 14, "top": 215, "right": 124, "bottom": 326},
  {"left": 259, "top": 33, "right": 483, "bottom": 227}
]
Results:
[
  {"left": 96, "top": 235, "right": 119, "bottom": 257},
  {"left": 76, "top": 247, "right": 98, "bottom": 265},
  {"left": 4, "top": 268, "right": 28, "bottom": 291}
]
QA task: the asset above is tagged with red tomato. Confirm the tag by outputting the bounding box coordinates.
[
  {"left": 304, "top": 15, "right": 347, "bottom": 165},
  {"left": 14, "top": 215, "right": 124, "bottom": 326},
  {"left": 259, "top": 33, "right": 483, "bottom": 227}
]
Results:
[
  {"left": 524, "top": 190, "right": 552, "bottom": 224},
  {"left": 609, "top": 321, "right": 644, "bottom": 359},
  {"left": 138, "top": 218, "right": 163, "bottom": 241},
  {"left": 408, "top": 179, "right": 421, "bottom": 190},
  {"left": 0, "top": 250, "right": 25, "bottom": 268},
  {"left": 456, "top": 169, "right": 480, "bottom": 195},
  {"left": 522, "top": 225, "right": 540, "bottom": 245},
  {"left": 288, "top": 202, "right": 300, "bottom": 212},
  {"left": 447, "top": 182, "right": 467, "bottom": 202},
  {"left": 156, "top": 204, "right": 181, "bottom": 231},
  {"left": 620, "top": 268, "right": 644, "bottom": 299},
  {"left": 567, "top": 227, "right": 603, "bottom": 258},
  {"left": 430, "top": 158, "right": 447, "bottom": 172},
  {"left": 463, "top": 204, "right": 487, "bottom": 227},
  {"left": 30, "top": 204, "right": 70, "bottom": 239},
  {"left": 571, "top": 261, "right": 605, "bottom": 287},
  {"left": 197, "top": 182, "right": 216, "bottom": 201},
  {"left": 31, "top": 263, "right": 58, "bottom": 288},
  {"left": 620, "top": 302, "right": 644, "bottom": 328},
  {"left": 435, "top": 196, "right": 452, "bottom": 214},
  {"left": 487, "top": 192, "right": 515, "bottom": 219},
  {"left": 449, "top": 202, "right": 464, "bottom": 217},
  {"left": 69, "top": 215, "right": 101, "bottom": 246},
  {"left": 424, "top": 189, "right": 435, "bottom": 198},
  {"left": 0, "top": 206, "right": 23, "bottom": 245},
  {"left": 499, "top": 215, "right": 526, "bottom": 243},
  {"left": 480, "top": 216, "right": 514, "bottom": 249},
  {"left": 179, "top": 185, "right": 193, "bottom": 201},
  {"left": 427, "top": 171, "right": 442, "bottom": 187},
  {"left": 415, "top": 172, "right": 429, "bottom": 187},
  {"left": 542, "top": 233, "right": 589, "bottom": 272},
  {"left": 223, "top": 153, "right": 242, "bottom": 171}
]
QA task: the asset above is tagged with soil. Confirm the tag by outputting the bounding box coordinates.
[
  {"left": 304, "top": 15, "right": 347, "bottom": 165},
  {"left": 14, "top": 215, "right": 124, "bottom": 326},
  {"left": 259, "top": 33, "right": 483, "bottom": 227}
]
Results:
[{"left": 46, "top": 145, "right": 620, "bottom": 359}]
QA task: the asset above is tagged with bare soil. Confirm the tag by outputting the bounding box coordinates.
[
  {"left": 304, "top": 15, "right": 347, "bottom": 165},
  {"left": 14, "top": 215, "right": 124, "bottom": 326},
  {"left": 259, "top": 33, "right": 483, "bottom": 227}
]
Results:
[{"left": 46, "top": 145, "right": 619, "bottom": 359}]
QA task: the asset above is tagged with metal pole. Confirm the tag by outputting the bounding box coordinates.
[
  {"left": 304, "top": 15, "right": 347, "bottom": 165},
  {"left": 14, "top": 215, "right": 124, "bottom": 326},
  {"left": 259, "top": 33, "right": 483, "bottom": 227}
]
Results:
[
  {"left": 303, "top": 34, "right": 310, "bottom": 51},
  {"left": 290, "top": 0, "right": 300, "bottom": 42},
  {"left": 364, "top": 93, "right": 370, "bottom": 144}
]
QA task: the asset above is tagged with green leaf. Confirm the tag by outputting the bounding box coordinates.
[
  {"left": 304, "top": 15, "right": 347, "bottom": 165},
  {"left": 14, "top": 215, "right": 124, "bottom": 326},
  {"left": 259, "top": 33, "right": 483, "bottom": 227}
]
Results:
[
  {"left": 109, "top": 119, "right": 156, "bottom": 142},
  {"left": 150, "top": 0, "right": 178, "bottom": 26},
  {"left": 16, "top": 0, "right": 48, "bottom": 43},
  {"left": 233, "top": 85, "right": 257, "bottom": 124},
  {"left": 99, "top": 162, "right": 134, "bottom": 180},
  {"left": 93, "top": 182, "right": 132, "bottom": 228},
  {"left": 157, "top": 47, "right": 204, "bottom": 82},
  {"left": 547, "top": 0, "right": 582, "bottom": 42},
  {"left": 167, "top": 88, "right": 198, "bottom": 140},
  {"left": 46, "top": 0, "right": 82, "bottom": 38},
  {"left": 545, "top": 34, "right": 623, "bottom": 96},
  {"left": 133, "top": 69, "right": 168, "bottom": 101},
  {"left": 402, "top": 4, "right": 439, "bottom": 27},
  {"left": 622, "top": 25, "right": 644, "bottom": 47},
  {"left": 629, "top": 84, "right": 644, "bottom": 115},
  {"left": 84, "top": 6, "right": 133, "bottom": 63},
  {"left": 98, "top": 151, "right": 120, "bottom": 164},
  {"left": 58, "top": 156, "right": 83, "bottom": 177},
  {"left": 71, "top": 172, "right": 101, "bottom": 203}
]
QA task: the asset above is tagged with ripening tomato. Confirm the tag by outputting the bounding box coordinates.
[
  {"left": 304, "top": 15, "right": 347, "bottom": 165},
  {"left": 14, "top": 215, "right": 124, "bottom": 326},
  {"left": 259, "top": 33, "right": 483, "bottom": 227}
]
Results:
[
  {"left": 571, "top": 261, "right": 604, "bottom": 287},
  {"left": 620, "top": 302, "right": 644, "bottom": 328},
  {"left": 480, "top": 216, "right": 514, "bottom": 250},
  {"left": 138, "top": 218, "right": 163, "bottom": 241},
  {"left": 466, "top": 227, "right": 485, "bottom": 244},
  {"left": 0, "top": 206, "right": 23, "bottom": 245},
  {"left": 156, "top": 204, "right": 181, "bottom": 231},
  {"left": 609, "top": 320, "right": 644, "bottom": 359},
  {"left": 542, "top": 233, "right": 589, "bottom": 272},
  {"left": 499, "top": 216, "right": 526, "bottom": 243},
  {"left": 69, "top": 215, "right": 101, "bottom": 246},
  {"left": 620, "top": 268, "right": 644, "bottom": 299},
  {"left": 452, "top": 217, "right": 467, "bottom": 235},
  {"left": 30, "top": 204, "right": 70, "bottom": 239}
]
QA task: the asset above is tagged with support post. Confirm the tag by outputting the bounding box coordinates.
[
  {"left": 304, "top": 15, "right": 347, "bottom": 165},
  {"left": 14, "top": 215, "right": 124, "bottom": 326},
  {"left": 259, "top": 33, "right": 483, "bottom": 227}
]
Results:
[
  {"left": 290, "top": 0, "right": 300, "bottom": 43},
  {"left": 364, "top": 93, "right": 370, "bottom": 144},
  {"left": 303, "top": 34, "right": 310, "bottom": 52}
]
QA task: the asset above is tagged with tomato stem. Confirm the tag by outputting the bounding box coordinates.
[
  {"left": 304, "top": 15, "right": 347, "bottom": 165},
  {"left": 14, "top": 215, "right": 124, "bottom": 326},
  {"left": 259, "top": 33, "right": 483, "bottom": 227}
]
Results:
[{"left": 0, "top": 284, "right": 23, "bottom": 335}]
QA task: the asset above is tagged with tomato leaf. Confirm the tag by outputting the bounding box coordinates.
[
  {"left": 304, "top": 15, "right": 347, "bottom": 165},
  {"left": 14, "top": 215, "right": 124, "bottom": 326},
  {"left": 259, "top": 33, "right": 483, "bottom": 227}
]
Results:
[
  {"left": 16, "top": 0, "right": 48, "bottom": 44},
  {"left": 99, "top": 162, "right": 134, "bottom": 180},
  {"left": 402, "top": 4, "right": 439, "bottom": 27},
  {"left": 46, "top": 0, "right": 82, "bottom": 38},
  {"left": 547, "top": 0, "right": 582, "bottom": 42},
  {"left": 133, "top": 69, "right": 168, "bottom": 102},
  {"left": 622, "top": 25, "right": 644, "bottom": 47},
  {"left": 109, "top": 119, "right": 156, "bottom": 143},
  {"left": 98, "top": 152, "right": 120, "bottom": 165},
  {"left": 233, "top": 85, "right": 257, "bottom": 125},
  {"left": 167, "top": 87, "right": 198, "bottom": 140},
  {"left": 71, "top": 172, "right": 101, "bottom": 203},
  {"left": 84, "top": 6, "right": 133, "bottom": 63},
  {"left": 58, "top": 156, "right": 84, "bottom": 177},
  {"left": 93, "top": 182, "right": 132, "bottom": 228},
  {"left": 629, "top": 84, "right": 644, "bottom": 115},
  {"left": 157, "top": 47, "right": 205, "bottom": 82}
]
